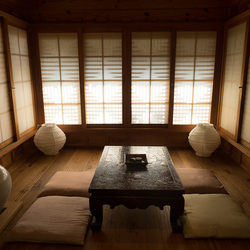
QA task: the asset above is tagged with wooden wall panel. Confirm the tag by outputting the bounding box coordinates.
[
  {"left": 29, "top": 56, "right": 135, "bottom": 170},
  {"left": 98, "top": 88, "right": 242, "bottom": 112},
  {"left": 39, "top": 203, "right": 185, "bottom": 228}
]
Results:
[
  {"left": 0, "top": 0, "right": 230, "bottom": 23},
  {"left": 64, "top": 130, "right": 190, "bottom": 148}
]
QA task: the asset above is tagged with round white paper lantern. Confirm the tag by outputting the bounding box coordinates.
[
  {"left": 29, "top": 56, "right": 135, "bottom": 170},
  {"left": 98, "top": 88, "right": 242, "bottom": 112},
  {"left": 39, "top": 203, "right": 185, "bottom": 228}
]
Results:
[
  {"left": 34, "top": 123, "right": 66, "bottom": 155},
  {"left": 0, "top": 165, "right": 12, "bottom": 212},
  {"left": 188, "top": 123, "right": 221, "bottom": 157}
]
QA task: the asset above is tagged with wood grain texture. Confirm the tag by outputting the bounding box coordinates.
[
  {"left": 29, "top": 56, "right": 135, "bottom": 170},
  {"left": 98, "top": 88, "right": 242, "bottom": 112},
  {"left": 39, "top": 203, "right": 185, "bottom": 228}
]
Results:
[{"left": 0, "top": 146, "right": 250, "bottom": 249}]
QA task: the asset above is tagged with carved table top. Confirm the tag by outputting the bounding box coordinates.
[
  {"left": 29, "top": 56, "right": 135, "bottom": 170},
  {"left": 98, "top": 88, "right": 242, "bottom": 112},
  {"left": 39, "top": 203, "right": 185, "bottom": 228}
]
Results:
[{"left": 89, "top": 146, "right": 185, "bottom": 197}]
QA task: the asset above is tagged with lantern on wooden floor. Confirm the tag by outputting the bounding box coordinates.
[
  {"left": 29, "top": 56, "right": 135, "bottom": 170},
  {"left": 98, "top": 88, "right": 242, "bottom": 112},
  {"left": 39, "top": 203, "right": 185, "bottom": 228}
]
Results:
[
  {"left": 0, "top": 165, "right": 12, "bottom": 212},
  {"left": 34, "top": 123, "right": 66, "bottom": 155},
  {"left": 188, "top": 123, "right": 221, "bottom": 157}
]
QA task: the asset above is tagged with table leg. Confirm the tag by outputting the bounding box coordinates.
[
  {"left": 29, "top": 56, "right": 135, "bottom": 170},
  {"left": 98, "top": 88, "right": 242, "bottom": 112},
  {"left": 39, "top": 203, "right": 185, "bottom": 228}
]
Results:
[
  {"left": 89, "top": 196, "right": 103, "bottom": 232},
  {"left": 169, "top": 196, "right": 184, "bottom": 233}
]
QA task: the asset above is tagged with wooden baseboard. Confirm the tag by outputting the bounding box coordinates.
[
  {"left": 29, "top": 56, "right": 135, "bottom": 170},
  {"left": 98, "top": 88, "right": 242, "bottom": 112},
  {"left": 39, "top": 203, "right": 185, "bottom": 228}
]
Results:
[{"left": 0, "top": 201, "right": 23, "bottom": 234}]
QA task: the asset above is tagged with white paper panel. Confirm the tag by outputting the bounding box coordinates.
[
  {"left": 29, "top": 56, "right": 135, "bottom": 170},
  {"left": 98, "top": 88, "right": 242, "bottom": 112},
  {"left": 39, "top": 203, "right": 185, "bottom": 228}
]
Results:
[
  {"left": 39, "top": 34, "right": 59, "bottom": 57},
  {"left": 14, "top": 82, "right": 25, "bottom": 109},
  {"left": 62, "top": 82, "right": 80, "bottom": 104},
  {"left": 21, "top": 56, "right": 31, "bottom": 81},
  {"left": 0, "top": 84, "right": 11, "bottom": 113},
  {"left": 0, "top": 112, "right": 13, "bottom": 142},
  {"left": 11, "top": 55, "right": 22, "bottom": 82},
  {"left": 83, "top": 33, "right": 103, "bottom": 56},
  {"left": 0, "top": 54, "right": 7, "bottom": 83},
  {"left": 59, "top": 33, "right": 78, "bottom": 56},
  {"left": 8, "top": 26, "right": 19, "bottom": 54},
  {"left": 17, "top": 108, "right": 27, "bottom": 134},
  {"left": 220, "top": 22, "right": 246, "bottom": 135},
  {"left": 173, "top": 31, "right": 216, "bottom": 125},
  {"left": 19, "top": 29, "right": 28, "bottom": 55}
]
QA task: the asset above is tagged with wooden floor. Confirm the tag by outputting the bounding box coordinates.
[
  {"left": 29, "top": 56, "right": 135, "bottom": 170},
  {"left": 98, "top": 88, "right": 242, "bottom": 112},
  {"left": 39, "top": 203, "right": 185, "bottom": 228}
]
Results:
[{"left": 0, "top": 146, "right": 250, "bottom": 250}]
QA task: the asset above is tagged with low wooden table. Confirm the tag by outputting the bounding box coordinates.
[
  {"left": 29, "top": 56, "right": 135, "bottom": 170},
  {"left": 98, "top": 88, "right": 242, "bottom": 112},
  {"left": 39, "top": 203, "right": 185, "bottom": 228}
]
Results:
[{"left": 89, "top": 146, "right": 185, "bottom": 233}]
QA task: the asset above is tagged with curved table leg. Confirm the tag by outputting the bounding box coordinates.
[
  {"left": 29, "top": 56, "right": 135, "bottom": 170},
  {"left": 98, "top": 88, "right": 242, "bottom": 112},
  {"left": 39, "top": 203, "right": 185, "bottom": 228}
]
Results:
[{"left": 89, "top": 196, "right": 103, "bottom": 232}]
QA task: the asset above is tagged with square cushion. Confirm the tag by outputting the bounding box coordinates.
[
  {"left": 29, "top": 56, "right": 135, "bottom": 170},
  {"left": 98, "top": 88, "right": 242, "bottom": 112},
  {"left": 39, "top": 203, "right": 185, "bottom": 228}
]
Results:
[
  {"left": 9, "top": 196, "right": 91, "bottom": 245},
  {"left": 180, "top": 194, "right": 250, "bottom": 238},
  {"left": 176, "top": 168, "right": 227, "bottom": 194},
  {"left": 38, "top": 171, "right": 94, "bottom": 198}
]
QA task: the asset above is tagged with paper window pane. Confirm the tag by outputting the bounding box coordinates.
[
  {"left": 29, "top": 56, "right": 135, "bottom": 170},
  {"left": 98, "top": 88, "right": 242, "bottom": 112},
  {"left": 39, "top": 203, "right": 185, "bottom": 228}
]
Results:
[
  {"left": 220, "top": 22, "right": 246, "bottom": 135},
  {"left": 151, "top": 81, "right": 169, "bottom": 103},
  {"left": 173, "top": 104, "right": 192, "bottom": 124},
  {"left": 44, "top": 105, "right": 63, "bottom": 124},
  {"left": 193, "top": 81, "right": 213, "bottom": 103},
  {"left": 0, "top": 112, "right": 13, "bottom": 142},
  {"left": 26, "top": 105, "right": 35, "bottom": 128},
  {"left": 40, "top": 58, "right": 60, "bottom": 80},
  {"left": 132, "top": 32, "right": 170, "bottom": 124},
  {"left": 59, "top": 34, "right": 78, "bottom": 56},
  {"left": 84, "top": 57, "right": 103, "bottom": 80},
  {"left": 0, "top": 54, "right": 7, "bottom": 83},
  {"left": 86, "top": 104, "right": 103, "bottom": 124},
  {"left": 195, "top": 57, "right": 215, "bottom": 80},
  {"left": 150, "top": 104, "right": 168, "bottom": 124},
  {"left": 104, "top": 104, "right": 122, "bottom": 124},
  {"left": 63, "top": 105, "right": 81, "bottom": 124},
  {"left": 174, "top": 81, "right": 193, "bottom": 103},
  {"left": 0, "top": 84, "right": 10, "bottom": 113},
  {"left": 192, "top": 104, "right": 211, "bottom": 124},
  {"left": 103, "top": 57, "right": 122, "bottom": 80},
  {"left": 60, "top": 58, "right": 79, "bottom": 81},
  {"left": 132, "top": 57, "right": 150, "bottom": 80},
  {"left": 85, "top": 81, "right": 103, "bottom": 103},
  {"left": 83, "top": 33, "right": 102, "bottom": 56},
  {"left": 103, "top": 33, "right": 122, "bottom": 56},
  {"left": 152, "top": 32, "right": 171, "bottom": 55},
  {"left": 196, "top": 32, "right": 217, "bottom": 56},
  {"left": 62, "top": 82, "right": 80, "bottom": 104},
  {"left": 151, "top": 57, "right": 170, "bottom": 80},
  {"left": 43, "top": 82, "right": 61, "bottom": 104},
  {"left": 19, "top": 29, "right": 28, "bottom": 55},
  {"left": 174, "top": 31, "right": 216, "bottom": 125},
  {"left": 132, "top": 104, "right": 150, "bottom": 124},
  {"left": 132, "top": 33, "right": 151, "bottom": 56},
  {"left": 0, "top": 27, "right": 13, "bottom": 144},
  {"left": 11, "top": 55, "right": 22, "bottom": 82},
  {"left": 175, "top": 57, "right": 195, "bottom": 80},
  {"left": 104, "top": 81, "right": 122, "bottom": 103},
  {"left": 23, "top": 81, "right": 33, "bottom": 106},
  {"left": 84, "top": 33, "right": 122, "bottom": 124},
  {"left": 17, "top": 108, "right": 27, "bottom": 134},
  {"left": 8, "top": 26, "right": 19, "bottom": 54},
  {"left": 14, "top": 83, "right": 25, "bottom": 109},
  {"left": 176, "top": 32, "right": 196, "bottom": 56},
  {"left": 39, "top": 34, "right": 59, "bottom": 57},
  {"left": 132, "top": 81, "right": 150, "bottom": 103},
  {"left": 21, "top": 56, "right": 31, "bottom": 81}
]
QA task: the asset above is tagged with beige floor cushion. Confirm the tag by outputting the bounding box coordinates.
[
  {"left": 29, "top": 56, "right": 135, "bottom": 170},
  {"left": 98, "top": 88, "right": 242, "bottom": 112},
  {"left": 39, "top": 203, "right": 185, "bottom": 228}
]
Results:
[
  {"left": 181, "top": 194, "right": 250, "bottom": 238},
  {"left": 9, "top": 196, "right": 91, "bottom": 245},
  {"left": 38, "top": 171, "right": 94, "bottom": 197},
  {"left": 176, "top": 168, "right": 227, "bottom": 194}
]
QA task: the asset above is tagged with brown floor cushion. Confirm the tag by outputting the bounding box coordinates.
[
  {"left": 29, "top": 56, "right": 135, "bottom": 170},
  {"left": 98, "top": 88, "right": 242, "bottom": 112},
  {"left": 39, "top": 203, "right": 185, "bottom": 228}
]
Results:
[
  {"left": 9, "top": 196, "right": 91, "bottom": 245},
  {"left": 38, "top": 171, "right": 95, "bottom": 197},
  {"left": 181, "top": 194, "right": 250, "bottom": 238},
  {"left": 176, "top": 168, "right": 227, "bottom": 194}
]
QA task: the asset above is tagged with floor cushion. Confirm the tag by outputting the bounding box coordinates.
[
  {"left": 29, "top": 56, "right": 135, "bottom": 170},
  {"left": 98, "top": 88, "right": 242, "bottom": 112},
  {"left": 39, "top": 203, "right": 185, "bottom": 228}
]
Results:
[
  {"left": 180, "top": 194, "right": 250, "bottom": 238},
  {"left": 38, "top": 171, "right": 94, "bottom": 197},
  {"left": 9, "top": 196, "right": 91, "bottom": 245},
  {"left": 176, "top": 168, "right": 227, "bottom": 194}
]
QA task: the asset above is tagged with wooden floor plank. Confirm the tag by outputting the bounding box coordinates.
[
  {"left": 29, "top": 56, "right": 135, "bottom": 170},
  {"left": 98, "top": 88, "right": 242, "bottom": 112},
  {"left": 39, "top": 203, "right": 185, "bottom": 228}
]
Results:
[{"left": 0, "top": 146, "right": 250, "bottom": 250}]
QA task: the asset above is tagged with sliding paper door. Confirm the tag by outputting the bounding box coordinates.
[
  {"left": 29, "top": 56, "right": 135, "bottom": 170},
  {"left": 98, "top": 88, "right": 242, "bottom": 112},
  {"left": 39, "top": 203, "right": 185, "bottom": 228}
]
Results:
[
  {"left": 219, "top": 22, "right": 246, "bottom": 138},
  {"left": 0, "top": 24, "right": 13, "bottom": 147}
]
